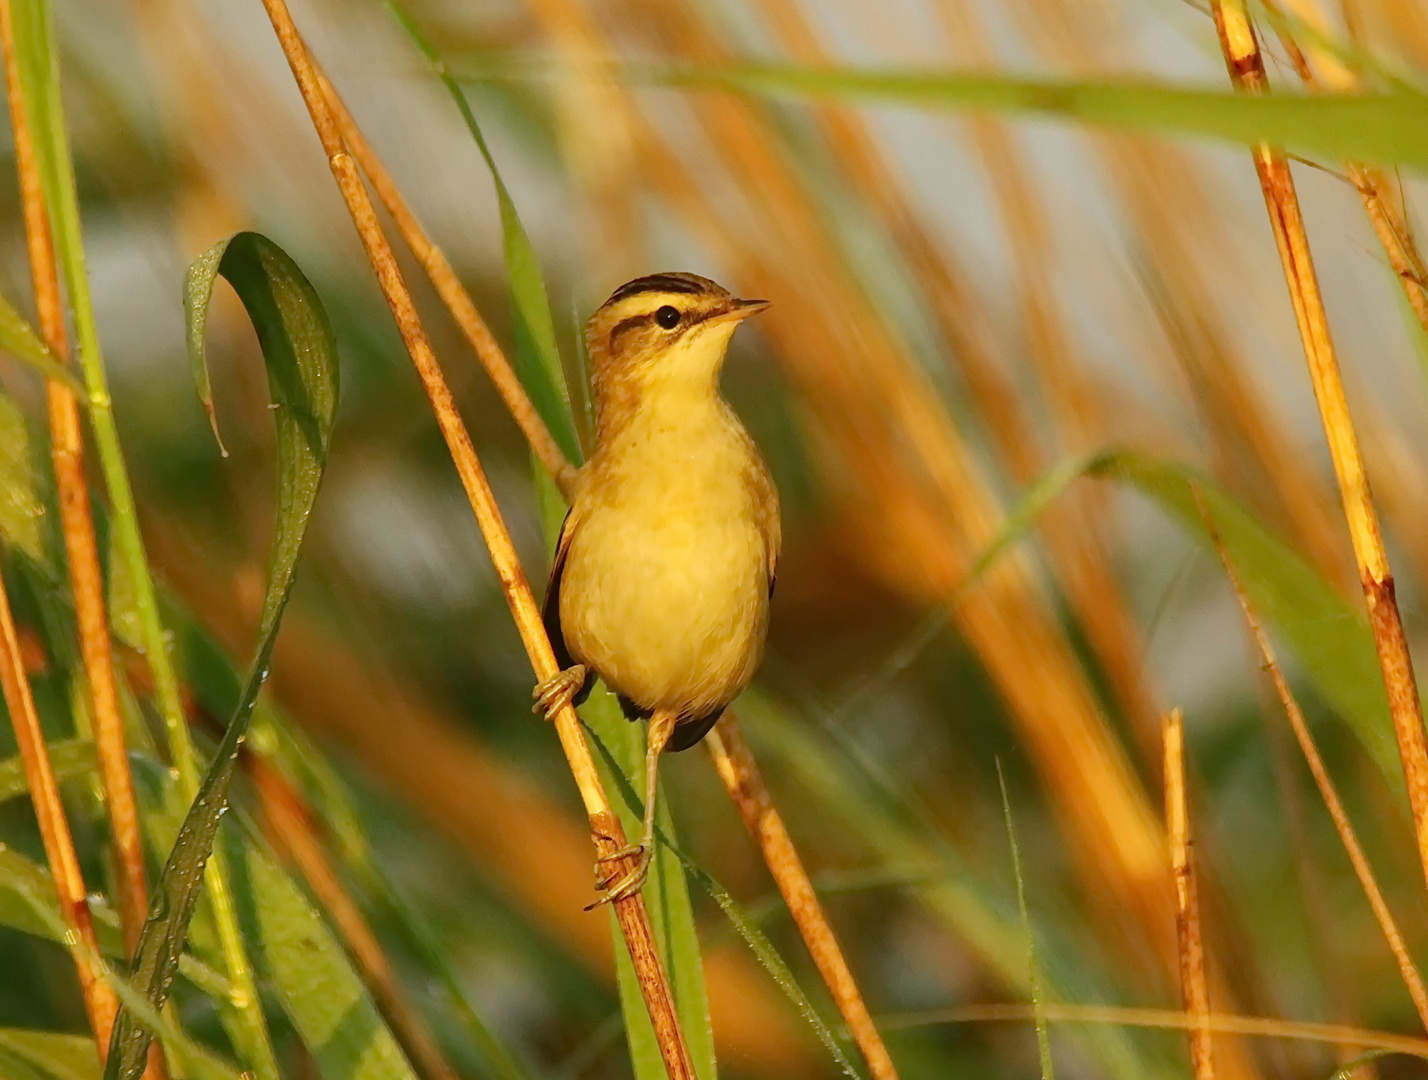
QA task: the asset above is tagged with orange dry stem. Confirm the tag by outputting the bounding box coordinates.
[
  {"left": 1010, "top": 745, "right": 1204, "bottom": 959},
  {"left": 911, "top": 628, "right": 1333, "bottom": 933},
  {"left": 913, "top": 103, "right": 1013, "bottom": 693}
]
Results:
[
  {"left": 1163, "top": 710, "right": 1215, "bottom": 1080},
  {"left": 1211, "top": 0, "right": 1428, "bottom": 900}
]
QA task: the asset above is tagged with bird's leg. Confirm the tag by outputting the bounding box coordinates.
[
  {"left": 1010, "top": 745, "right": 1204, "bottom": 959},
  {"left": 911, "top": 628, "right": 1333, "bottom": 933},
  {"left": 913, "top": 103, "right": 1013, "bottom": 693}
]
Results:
[
  {"left": 589, "top": 709, "right": 677, "bottom": 907},
  {"left": 532, "top": 664, "right": 586, "bottom": 719}
]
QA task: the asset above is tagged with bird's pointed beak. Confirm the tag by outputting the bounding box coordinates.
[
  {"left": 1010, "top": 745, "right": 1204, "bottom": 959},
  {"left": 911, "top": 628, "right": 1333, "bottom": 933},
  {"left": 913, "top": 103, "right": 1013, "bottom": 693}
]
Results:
[{"left": 726, "top": 298, "right": 770, "bottom": 322}]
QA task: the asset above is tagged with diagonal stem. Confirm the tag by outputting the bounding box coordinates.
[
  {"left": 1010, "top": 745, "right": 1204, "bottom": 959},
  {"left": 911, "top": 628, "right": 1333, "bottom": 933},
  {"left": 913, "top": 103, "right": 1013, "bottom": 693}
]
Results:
[
  {"left": 251, "top": 2, "right": 696, "bottom": 1075},
  {"left": 1204, "top": 496, "right": 1428, "bottom": 1031},
  {"left": 708, "top": 713, "right": 899, "bottom": 1080},
  {"left": 1210, "top": 0, "right": 1428, "bottom": 899}
]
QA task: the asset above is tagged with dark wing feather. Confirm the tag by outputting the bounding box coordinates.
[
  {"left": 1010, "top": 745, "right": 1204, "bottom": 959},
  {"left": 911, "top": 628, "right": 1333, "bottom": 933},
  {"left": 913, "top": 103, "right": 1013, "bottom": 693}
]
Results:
[{"left": 543, "top": 509, "right": 595, "bottom": 707}]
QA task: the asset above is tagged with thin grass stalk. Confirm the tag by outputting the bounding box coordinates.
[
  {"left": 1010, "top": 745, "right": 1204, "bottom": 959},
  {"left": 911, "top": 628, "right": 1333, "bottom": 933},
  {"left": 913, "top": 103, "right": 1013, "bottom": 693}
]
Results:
[
  {"left": 879, "top": 1003, "right": 1428, "bottom": 1057},
  {"left": 0, "top": 0, "right": 150, "bottom": 960},
  {"left": 1203, "top": 499, "right": 1428, "bottom": 1030},
  {"left": 0, "top": 550, "right": 117, "bottom": 1054},
  {"left": 251, "top": 5, "right": 695, "bottom": 1074},
  {"left": 1163, "top": 709, "right": 1215, "bottom": 1079},
  {"left": 312, "top": 61, "right": 577, "bottom": 498},
  {"left": 1255, "top": 680, "right": 1368, "bottom": 1076},
  {"left": 247, "top": 755, "right": 461, "bottom": 1080},
  {"left": 707, "top": 714, "right": 899, "bottom": 1080},
  {"left": 1209, "top": 0, "right": 1428, "bottom": 899}
]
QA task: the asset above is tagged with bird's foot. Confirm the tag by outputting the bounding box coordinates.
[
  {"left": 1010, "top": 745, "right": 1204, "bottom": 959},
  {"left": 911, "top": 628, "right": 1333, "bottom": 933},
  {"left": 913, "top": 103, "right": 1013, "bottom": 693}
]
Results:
[
  {"left": 532, "top": 665, "right": 586, "bottom": 719},
  {"left": 585, "top": 842, "right": 653, "bottom": 909}
]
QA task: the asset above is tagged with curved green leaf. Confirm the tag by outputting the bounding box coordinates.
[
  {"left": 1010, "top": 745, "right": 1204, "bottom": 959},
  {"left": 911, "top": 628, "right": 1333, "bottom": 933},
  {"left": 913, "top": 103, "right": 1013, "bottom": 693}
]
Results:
[{"left": 104, "top": 232, "right": 339, "bottom": 1080}]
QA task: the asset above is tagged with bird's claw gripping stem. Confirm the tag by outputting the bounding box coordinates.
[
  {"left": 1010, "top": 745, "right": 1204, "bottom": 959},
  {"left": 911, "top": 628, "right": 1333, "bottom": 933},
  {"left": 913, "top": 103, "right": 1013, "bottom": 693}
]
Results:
[
  {"left": 586, "top": 842, "right": 654, "bottom": 909},
  {"left": 532, "top": 665, "right": 586, "bottom": 719}
]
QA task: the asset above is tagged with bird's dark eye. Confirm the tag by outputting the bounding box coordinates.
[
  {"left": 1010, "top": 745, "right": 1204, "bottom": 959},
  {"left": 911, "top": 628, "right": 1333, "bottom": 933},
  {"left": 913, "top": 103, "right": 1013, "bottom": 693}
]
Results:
[{"left": 655, "top": 305, "right": 681, "bottom": 329}]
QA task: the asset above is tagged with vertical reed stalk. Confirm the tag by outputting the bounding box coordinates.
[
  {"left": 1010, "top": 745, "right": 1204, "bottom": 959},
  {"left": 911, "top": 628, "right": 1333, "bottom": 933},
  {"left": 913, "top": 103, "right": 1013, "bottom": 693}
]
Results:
[
  {"left": 0, "top": 0, "right": 149, "bottom": 965},
  {"left": 1210, "top": 0, "right": 1428, "bottom": 898},
  {"left": 1163, "top": 709, "right": 1214, "bottom": 1079},
  {"left": 252, "top": 4, "right": 695, "bottom": 1074},
  {"left": 0, "top": 553, "right": 117, "bottom": 1056},
  {"left": 708, "top": 714, "right": 899, "bottom": 1080}
]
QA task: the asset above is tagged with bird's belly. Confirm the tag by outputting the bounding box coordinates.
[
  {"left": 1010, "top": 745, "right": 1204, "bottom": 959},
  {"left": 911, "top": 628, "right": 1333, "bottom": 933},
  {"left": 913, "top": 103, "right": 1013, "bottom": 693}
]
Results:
[{"left": 560, "top": 498, "right": 768, "bottom": 716}]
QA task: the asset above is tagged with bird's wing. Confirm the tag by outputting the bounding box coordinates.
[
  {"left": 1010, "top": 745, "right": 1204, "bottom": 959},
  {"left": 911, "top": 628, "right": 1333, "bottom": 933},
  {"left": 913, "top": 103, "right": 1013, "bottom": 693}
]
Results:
[
  {"left": 751, "top": 460, "right": 781, "bottom": 598},
  {"left": 543, "top": 506, "right": 581, "bottom": 672}
]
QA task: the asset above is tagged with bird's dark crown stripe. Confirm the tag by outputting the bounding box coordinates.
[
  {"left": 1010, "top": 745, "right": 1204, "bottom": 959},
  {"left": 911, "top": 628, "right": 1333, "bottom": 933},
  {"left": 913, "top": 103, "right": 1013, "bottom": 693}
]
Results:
[{"left": 604, "top": 272, "right": 718, "bottom": 306}]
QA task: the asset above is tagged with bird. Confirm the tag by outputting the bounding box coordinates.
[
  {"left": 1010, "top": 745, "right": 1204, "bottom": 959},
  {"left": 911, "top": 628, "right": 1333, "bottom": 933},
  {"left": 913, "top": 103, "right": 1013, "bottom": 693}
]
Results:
[{"left": 533, "top": 271, "right": 780, "bottom": 906}]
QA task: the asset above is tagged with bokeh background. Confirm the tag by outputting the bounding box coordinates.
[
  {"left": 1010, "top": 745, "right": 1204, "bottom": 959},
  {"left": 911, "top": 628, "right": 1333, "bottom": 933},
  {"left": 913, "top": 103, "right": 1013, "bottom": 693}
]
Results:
[{"left": 4, "top": 0, "right": 1428, "bottom": 1078}]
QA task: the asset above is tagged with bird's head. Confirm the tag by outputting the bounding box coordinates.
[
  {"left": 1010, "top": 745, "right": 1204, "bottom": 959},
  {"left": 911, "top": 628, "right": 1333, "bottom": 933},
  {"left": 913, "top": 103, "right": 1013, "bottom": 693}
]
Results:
[{"left": 585, "top": 272, "right": 767, "bottom": 432}]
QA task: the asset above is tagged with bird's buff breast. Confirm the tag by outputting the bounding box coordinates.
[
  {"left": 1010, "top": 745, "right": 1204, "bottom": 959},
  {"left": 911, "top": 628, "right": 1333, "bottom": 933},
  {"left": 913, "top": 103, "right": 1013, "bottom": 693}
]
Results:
[{"left": 560, "top": 422, "right": 771, "bottom": 716}]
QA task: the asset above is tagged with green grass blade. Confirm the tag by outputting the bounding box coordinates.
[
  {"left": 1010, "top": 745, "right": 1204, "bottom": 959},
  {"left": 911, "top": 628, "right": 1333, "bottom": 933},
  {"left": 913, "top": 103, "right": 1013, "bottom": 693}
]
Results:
[
  {"left": 0, "top": 843, "right": 230, "bottom": 1001},
  {"left": 258, "top": 716, "right": 538, "bottom": 1080},
  {"left": 103, "top": 232, "right": 340, "bottom": 1080},
  {"left": 5, "top": 871, "right": 243, "bottom": 1080},
  {"left": 1088, "top": 451, "right": 1395, "bottom": 786},
  {"left": 622, "top": 63, "right": 1428, "bottom": 172},
  {"left": 224, "top": 828, "right": 421, "bottom": 1080},
  {"left": 0, "top": 738, "right": 95, "bottom": 801},
  {"left": 0, "top": 390, "right": 49, "bottom": 565},
  {"left": 997, "top": 762, "right": 1054, "bottom": 1080},
  {"left": 0, "top": 1030, "right": 98, "bottom": 1080},
  {"left": 381, "top": 0, "right": 581, "bottom": 464},
  {"left": 0, "top": 290, "right": 82, "bottom": 393}
]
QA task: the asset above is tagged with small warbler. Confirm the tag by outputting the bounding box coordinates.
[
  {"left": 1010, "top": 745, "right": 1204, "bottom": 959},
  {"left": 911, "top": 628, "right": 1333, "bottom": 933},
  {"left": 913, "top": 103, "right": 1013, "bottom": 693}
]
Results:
[{"left": 535, "top": 272, "right": 779, "bottom": 905}]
